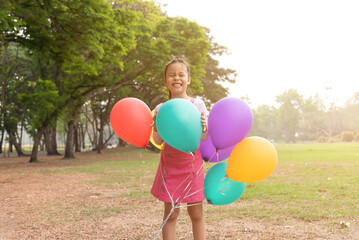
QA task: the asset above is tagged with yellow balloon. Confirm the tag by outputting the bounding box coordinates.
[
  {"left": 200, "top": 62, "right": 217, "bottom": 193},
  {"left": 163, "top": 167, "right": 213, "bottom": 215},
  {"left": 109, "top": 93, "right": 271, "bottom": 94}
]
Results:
[
  {"left": 227, "top": 137, "right": 277, "bottom": 183},
  {"left": 150, "top": 110, "right": 164, "bottom": 150}
]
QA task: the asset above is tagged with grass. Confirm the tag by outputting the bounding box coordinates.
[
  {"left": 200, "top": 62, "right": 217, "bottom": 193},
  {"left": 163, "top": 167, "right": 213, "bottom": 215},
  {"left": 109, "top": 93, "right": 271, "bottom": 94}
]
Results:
[
  {"left": 226, "top": 142, "right": 359, "bottom": 221},
  {"left": 32, "top": 143, "right": 359, "bottom": 223}
]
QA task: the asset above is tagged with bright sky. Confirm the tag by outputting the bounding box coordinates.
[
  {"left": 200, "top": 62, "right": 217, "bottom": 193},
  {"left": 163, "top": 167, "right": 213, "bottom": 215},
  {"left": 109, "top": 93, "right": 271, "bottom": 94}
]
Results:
[{"left": 159, "top": 0, "right": 359, "bottom": 108}]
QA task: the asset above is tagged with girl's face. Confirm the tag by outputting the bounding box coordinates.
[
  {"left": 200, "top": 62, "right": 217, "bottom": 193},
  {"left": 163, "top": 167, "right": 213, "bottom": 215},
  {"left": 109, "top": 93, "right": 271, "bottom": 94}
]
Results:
[{"left": 164, "top": 62, "right": 191, "bottom": 98}]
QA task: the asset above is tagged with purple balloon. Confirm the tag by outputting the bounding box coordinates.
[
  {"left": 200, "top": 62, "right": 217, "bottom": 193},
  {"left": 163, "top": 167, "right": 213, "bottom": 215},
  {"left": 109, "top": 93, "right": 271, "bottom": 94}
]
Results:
[
  {"left": 200, "top": 135, "right": 235, "bottom": 163},
  {"left": 208, "top": 97, "right": 253, "bottom": 150}
]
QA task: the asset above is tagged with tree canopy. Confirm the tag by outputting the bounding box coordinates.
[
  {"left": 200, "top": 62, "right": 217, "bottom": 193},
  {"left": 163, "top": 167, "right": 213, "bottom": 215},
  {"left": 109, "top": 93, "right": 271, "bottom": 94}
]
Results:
[{"left": 1, "top": 0, "right": 237, "bottom": 160}]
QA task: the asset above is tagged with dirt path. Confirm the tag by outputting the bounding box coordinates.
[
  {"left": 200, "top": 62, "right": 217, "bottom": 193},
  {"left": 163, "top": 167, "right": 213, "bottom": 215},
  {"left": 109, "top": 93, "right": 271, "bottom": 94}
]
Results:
[{"left": 0, "top": 149, "right": 358, "bottom": 239}]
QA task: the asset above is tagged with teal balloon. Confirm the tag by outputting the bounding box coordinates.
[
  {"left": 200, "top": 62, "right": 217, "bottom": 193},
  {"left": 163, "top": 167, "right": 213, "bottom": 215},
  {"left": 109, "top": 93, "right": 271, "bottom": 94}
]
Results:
[
  {"left": 156, "top": 98, "right": 202, "bottom": 153},
  {"left": 204, "top": 162, "right": 246, "bottom": 206}
]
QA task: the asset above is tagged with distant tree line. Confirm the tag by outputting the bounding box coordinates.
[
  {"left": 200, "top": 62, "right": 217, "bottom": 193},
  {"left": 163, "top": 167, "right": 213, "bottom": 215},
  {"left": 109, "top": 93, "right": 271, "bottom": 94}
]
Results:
[
  {"left": 249, "top": 89, "right": 359, "bottom": 143},
  {"left": 0, "top": 0, "right": 236, "bottom": 161}
]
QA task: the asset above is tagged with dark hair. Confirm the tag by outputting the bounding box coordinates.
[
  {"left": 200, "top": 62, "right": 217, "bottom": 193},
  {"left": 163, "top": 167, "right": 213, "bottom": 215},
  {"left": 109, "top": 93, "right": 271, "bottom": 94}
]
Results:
[
  {"left": 164, "top": 57, "right": 191, "bottom": 99},
  {"left": 164, "top": 57, "right": 191, "bottom": 78}
]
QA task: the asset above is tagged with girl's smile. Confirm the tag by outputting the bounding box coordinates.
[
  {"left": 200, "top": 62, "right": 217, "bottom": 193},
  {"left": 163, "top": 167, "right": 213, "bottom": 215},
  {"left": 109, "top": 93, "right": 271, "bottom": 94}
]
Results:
[{"left": 164, "top": 62, "right": 191, "bottom": 99}]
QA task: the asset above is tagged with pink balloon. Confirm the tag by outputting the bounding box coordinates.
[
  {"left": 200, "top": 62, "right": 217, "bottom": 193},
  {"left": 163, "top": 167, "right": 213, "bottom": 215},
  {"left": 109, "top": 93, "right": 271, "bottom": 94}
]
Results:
[
  {"left": 208, "top": 97, "right": 253, "bottom": 150},
  {"left": 200, "top": 135, "right": 235, "bottom": 163}
]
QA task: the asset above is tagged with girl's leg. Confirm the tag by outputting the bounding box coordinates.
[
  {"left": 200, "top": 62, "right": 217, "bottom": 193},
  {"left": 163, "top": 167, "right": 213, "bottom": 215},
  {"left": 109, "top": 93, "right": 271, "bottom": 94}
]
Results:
[
  {"left": 187, "top": 202, "right": 206, "bottom": 240},
  {"left": 162, "top": 202, "right": 180, "bottom": 240}
]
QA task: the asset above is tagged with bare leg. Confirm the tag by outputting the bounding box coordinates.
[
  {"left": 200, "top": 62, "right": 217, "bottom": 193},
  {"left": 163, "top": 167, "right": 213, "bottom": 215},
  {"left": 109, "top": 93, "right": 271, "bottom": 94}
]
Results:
[
  {"left": 187, "top": 202, "right": 206, "bottom": 240},
  {"left": 162, "top": 202, "right": 180, "bottom": 240}
]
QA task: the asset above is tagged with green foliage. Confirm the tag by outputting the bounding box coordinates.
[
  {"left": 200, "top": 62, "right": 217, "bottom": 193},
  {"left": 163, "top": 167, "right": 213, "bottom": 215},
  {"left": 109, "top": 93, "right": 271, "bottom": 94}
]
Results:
[
  {"left": 18, "top": 79, "right": 60, "bottom": 129},
  {"left": 354, "top": 131, "right": 359, "bottom": 142},
  {"left": 276, "top": 89, "right": 303, "bottom": 142},
  {"left": 0, "top": 43, "right": 34, "bottom": 136},
  {"left": 299, "top": 95, "right": 326, "bottom": 140},
  {"left": 317, "top": 136, "right": 328, "bottom": 143},
  {"left": 342, "top": 131, "right": 354, "bottom": 142},
  {"left": 250, "top": 104, "right": 279, "bottom": 139},
  {"left": 329, "top": 134, "right": 342, "bottom": 143}
]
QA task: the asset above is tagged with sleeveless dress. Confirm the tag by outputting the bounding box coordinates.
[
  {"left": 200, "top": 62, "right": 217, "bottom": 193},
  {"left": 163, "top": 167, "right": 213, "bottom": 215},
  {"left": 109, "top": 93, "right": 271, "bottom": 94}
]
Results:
[{"left": 151, "top": 97, "right": 207, "bottom": 203}]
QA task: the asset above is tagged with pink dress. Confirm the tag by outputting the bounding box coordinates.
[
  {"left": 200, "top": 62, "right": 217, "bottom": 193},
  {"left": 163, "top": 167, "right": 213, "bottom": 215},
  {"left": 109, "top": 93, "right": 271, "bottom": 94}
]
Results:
[{"left": 151, "top": 97, "right": 207, "bottom": 203}]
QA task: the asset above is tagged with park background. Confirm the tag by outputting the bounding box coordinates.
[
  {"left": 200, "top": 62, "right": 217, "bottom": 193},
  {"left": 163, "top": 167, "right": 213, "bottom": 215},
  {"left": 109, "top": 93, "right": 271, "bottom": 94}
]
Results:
[{"left": 1, "top": 0, "right": 359, "bottom": 239}]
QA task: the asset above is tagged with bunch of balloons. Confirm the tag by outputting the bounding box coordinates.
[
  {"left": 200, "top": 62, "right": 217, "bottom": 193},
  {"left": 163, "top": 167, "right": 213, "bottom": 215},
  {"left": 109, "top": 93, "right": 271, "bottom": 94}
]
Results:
[
  {"left": 201, "top": 97, "right": 278, "bottom": 205},
  {"left": 110, "top": 97, "right": 203, "bottom": 153},
  {"left": 110, "top": 97, "right": 278, "bottom": 206}
]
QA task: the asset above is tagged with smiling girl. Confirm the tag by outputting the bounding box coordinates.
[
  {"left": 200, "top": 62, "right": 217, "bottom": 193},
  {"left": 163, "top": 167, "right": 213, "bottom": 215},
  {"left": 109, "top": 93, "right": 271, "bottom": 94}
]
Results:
[{"left": 151, "top": 57, "right": 208, "bottom": 240}]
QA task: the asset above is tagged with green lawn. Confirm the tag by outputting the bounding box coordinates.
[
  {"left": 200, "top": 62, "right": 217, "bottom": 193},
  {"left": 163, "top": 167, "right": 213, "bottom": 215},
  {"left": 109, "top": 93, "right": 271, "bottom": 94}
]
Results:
[
  {"left": 234, "top": 143, "right": 359, "bottom": 221},
  {"left": 34, "top": 142, "right": 359, "bottom": 222},
  {"left": 4, "top": 142, "right": 358, "bottom": 239}
]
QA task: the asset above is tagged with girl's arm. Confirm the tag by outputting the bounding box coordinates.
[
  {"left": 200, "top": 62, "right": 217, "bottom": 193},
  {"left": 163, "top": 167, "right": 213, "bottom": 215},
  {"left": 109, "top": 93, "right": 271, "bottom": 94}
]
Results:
[
  {"left": 153, "top": 129, "right": 164, "bottom": 145},
  {"left": 152, "top": 109, "right": 164, "bottom": 145},
  {"left": 201, "top": 112, "right": 209, "bottom": 141}
]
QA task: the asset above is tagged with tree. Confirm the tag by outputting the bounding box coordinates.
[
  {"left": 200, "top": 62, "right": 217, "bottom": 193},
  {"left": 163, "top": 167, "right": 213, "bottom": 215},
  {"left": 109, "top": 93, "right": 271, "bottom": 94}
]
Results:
[
  {"left": 0, "top": 43, "right": 33, "bottom": 156},
  {"left": 6, "top": 0, "right": 138, "bottom": 161},
  {"left": 250, "top": 104, "right": 279, "bottom": 140},
  {"left": 276, "top": 89, "right": 303, "bottom": 142},
  {"left": 299, "top": 95, "right": 326, "bottom": 140}
]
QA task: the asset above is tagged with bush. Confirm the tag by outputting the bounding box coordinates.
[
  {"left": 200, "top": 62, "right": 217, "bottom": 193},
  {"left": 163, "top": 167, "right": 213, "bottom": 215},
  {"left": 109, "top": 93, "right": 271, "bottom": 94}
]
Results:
[
  {"left": 317, "top": 136, "right": 328, "bottom": 143},
  {"left": 354, "top": 132, "right": 359, "bottom": 142},
  {"left": 342, "top": 131, "right": 354, "bottom": 142},
  {"left": 329, "top": 135, "right": 342, "bottom": 143}
]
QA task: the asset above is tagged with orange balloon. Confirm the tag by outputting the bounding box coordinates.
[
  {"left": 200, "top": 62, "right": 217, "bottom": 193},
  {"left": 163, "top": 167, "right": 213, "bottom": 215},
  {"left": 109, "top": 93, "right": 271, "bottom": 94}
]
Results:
[
  {"left": 227, "top": 137, "right": 278, "bottom": 183},
  {"left": 110, "top": 98, "right": 152, "bottom": 148}
]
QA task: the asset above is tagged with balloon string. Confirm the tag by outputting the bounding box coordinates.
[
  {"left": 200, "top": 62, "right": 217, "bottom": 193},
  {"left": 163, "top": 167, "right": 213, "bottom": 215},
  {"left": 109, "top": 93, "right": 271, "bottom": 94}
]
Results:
[
  {"left": 151, "top": 158, "right": 183, "bottom": 240},
  {"left": 150, "top": 152, "right": 205, "bottom": 239},
  {"left": 177, "top": 160, "right": 205, "bottom": 202},
  {"left": 150, "top": 202, "right": 181, "bottom": 240},
  {"left": 219, "top": 177, "right": 229, "bottom": 196},
  {"left": 184, "top": 176, "right": 226, "bottom": 200},
  {"left": 206, "top": 151, "right": 217, "bottom": 163},
  {"left": 171, "top": 152, "right": 195, "bottom": 202}
]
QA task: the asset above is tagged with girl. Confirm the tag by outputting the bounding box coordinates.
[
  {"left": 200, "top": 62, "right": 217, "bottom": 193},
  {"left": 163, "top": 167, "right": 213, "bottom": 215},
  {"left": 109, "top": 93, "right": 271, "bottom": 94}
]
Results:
[{"left": 151, "top": 57, "right": 208, "bottom": 240}]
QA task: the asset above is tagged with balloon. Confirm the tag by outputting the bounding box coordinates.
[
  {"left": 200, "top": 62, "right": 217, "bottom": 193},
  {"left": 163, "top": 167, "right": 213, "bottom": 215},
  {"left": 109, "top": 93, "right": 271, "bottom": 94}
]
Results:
[
  {"left": 204, "top": 162, "right": 246, "bottom": 206},
  {"left": 110, "top": 98, "right": 152, "bottom": 148},
  {"left": 227, "top": 137, "right": 278, "bottom": 183},
  {"left": 156, "top": 98, "right": 202, "bottom": 153},
  {"left": 208, "top": 97, "right": 253, "bottom": 150},
  {"left": 200, "top": 135, "right": 235, "bottom": 162},
  {"left": 149, "top": 110, "right": 164, "bottom": 150}
]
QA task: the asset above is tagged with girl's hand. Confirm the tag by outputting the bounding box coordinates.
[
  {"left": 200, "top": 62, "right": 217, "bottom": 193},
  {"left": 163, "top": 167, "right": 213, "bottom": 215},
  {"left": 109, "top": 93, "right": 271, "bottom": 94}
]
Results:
[
  {"left": 152, "top": 108, "right": 159, "bottom": 132},
  {"left": 152, "top": 108, "right": 164, "bottom": 145},
  {"left": 201, "top": 112, "right": 207, "bottom": 133}
]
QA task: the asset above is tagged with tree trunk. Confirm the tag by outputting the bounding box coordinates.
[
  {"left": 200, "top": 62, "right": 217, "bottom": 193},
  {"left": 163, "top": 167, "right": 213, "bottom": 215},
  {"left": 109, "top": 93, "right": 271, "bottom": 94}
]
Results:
[
  {"left": 6, "top": 127, "right": 27, "bottom": 157},
  {"left": 64, "top": 120, "right": 75, "bottom": 159},
  {"left": 39, "top": 139, "right": 45, "bottom": 151},
  {"left": 92, "top": 117, "right": 98, "bottom": 151},
  {"left": 0, "top": 128, "right": 4, "bottom": 153},
  {"left": 80, "top": 123, "right": 86, "bottom": 149},
  {"left": 44, "top": 125, "right": 60, "bottom": 155},
  {"left": 118, "top": 137, "right": 127, "bottom": 147},
  {"left": 19, "top": 117, "right": 24, "bottom": 148},
  {"left": 29, "top": 126, "right": 47, "bottom": 162},
  {"left": 74, "top": 123, "right": 81, "bottom": 152},
  {"left": 96, "top": 121, "right": 104, "bottom": 154}
]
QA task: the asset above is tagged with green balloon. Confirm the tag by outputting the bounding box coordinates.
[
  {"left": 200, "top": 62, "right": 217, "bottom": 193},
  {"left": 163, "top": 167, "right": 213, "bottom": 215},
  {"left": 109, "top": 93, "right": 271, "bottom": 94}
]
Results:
[
  {"left": 204, "top": 162, "right": 246, "bottom": 205},
  {"left": 156, "top": 98, "right": 202, "bottom": 153}
]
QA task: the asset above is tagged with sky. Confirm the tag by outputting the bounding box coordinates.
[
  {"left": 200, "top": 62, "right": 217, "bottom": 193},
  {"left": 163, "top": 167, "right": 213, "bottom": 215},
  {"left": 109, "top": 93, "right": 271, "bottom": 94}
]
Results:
[{"left": 158, "top": 0, "right": 359, "bottom": 108}]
